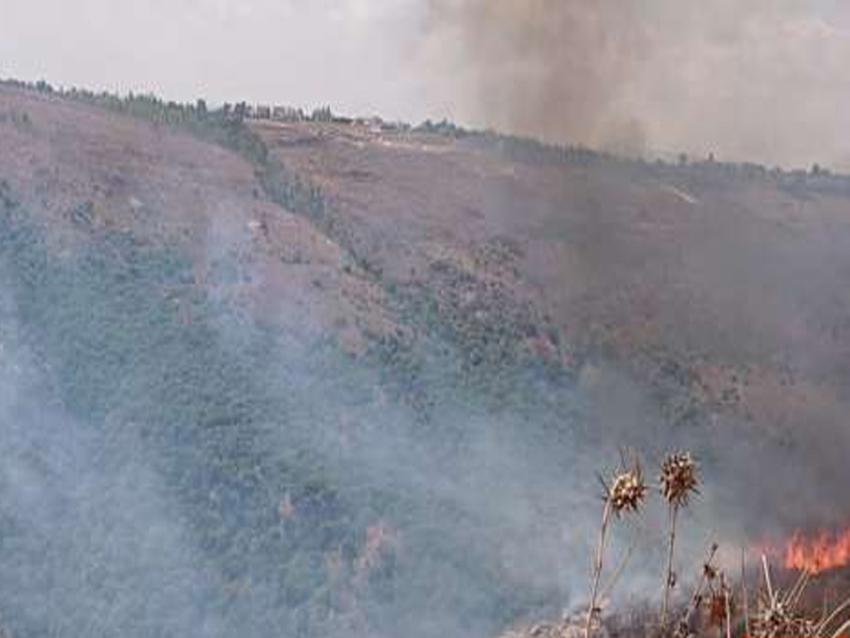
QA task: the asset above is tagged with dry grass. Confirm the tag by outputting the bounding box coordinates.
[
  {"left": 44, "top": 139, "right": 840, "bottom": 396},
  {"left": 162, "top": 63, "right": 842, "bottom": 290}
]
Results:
[
  {"left": 748, "top": 555, "right": 850, "bottom": 638},
  {"left": 564, "top": 450, "right": 849, "bottom": 638}
]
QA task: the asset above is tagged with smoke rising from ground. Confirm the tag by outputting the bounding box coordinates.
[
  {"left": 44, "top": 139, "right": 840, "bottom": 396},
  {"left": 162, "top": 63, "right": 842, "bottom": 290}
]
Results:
[
  {"left": 0, "top": 190, "right": 603, "bottom": 637},
  {"left": 0, "top": 178, "right": 771, "bottom": 638},
  {"left": 421, "top": 1, "right": 850, "bottom": 167}
]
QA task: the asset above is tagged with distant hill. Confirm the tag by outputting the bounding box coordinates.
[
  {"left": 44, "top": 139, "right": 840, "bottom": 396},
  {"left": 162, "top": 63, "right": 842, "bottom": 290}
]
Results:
[{"left": 1, "top": 80, "right": 849, "bottom": 638}]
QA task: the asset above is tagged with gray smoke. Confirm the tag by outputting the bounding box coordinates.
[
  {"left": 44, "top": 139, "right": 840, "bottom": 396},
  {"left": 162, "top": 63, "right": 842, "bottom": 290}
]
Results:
[
  {"left": 421, "top": 0, "right": 850, "bottom": 167},
  {"left": 0, "top": 280, "right": 224, "bottom": 635},
  {"left": 3, "top": 0, "right": 849, "bottom": 166},
  {"left": 0, "top": 186, "right": 712, "bottom": 637}
]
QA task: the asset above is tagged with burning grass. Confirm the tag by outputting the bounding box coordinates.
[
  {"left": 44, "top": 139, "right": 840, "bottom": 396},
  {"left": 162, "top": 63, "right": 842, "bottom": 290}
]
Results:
[
  {"left": 784, "top": 529, "right": 850, "bottom": 575},
  {"left": 506, "top": 449, "right": 850, "bottom": 638}
]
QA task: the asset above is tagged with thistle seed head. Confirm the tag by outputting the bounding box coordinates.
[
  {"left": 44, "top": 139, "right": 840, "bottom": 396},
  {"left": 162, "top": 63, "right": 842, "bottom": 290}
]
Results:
[
  {"left": 660, "top": 451, "right": 699, "bottom": 507},
  {"left": 604, "top": 457, "right": 648, "bottom": 516}
]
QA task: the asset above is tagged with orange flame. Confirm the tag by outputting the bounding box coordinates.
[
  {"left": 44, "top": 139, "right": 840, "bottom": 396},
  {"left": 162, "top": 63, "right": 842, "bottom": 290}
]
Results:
[{"left": 784, "top": 528, "right": 850, "bottom": 574}]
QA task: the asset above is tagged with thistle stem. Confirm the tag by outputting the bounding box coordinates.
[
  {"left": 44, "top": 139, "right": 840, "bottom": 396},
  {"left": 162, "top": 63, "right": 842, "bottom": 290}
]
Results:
[
  {"left": 742, "top": 546, "right": 751, "bottom": 638},
  {"left": 761, "top": 554, "right": 774, "bottom": 605},
  {"left": 600, "top": 532, "right": 638, "bottom": 603},
  {"left": 586, "top": 500, "right": 613, "bottom": 638},
  {"left": 682, "top": 543, "right": 719, "bottom": 630},
  {"left": 661, "top": 503, "right": 680, "bottom": 627}
]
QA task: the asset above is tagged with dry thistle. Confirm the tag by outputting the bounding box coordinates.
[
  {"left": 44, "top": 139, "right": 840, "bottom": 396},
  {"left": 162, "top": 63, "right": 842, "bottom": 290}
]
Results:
[
  {"left": 660, "top": 452, "right": 699, "bottom": 507},
  {"left": 707, "top": 590, "right": 729, "bottom": 628},
  {"left": 752, "top": 598, "right": 815, "bottom": 638},
  {"left": 585, "top": 452, "right": 647, "bottom": 638},
  {"left": 705, "top": 573, "right": 736, "bottom": 638},
  {"left": 606, "top": 463, "right": 649, "bottom": 517},
  {"left": 660, "top": 451, "right": 700, "bottom": 627},
  {"left": 677, "top": 542, "right": 720, "bottom": 638},
  {"left": 748, "top": 555, "right": 850, "bottom": 638}
]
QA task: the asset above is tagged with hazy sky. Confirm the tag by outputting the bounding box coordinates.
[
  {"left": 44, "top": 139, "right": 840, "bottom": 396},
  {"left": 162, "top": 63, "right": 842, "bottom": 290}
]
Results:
[
  {"left": 0, "top": 1, "right": 431, "bottom": 118},
  {"left": 2, "top": 0, "right": 849, "bottom": 167}
]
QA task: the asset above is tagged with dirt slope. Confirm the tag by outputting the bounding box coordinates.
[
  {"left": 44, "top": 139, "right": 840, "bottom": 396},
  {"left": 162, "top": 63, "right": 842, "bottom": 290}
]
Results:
[
  {"left": 253, "top": 116, "right": 850, "bottom": 459},
  {"left": 0, "top": 85, "right": 397, "bottom": 349}
]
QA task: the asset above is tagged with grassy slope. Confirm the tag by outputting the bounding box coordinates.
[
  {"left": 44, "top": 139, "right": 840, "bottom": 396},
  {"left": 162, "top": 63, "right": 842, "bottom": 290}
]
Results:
[
  {"left": 0, "top": 85, "right": 573, "bottom": 638},
  {"left": 1, "top": 82, "right": 850, "bottom": 637}
]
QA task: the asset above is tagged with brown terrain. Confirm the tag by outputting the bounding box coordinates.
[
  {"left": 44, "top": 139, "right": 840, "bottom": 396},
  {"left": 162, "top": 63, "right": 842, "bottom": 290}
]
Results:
[
  {"left": 1, "top": 81, "right": 850, "bottom": 637},
  {"left": 5, "top": 83, "right": 850, "bottom": 426},
  {"left": 251, "top": 112, "right": 850, "bottom": 477}
]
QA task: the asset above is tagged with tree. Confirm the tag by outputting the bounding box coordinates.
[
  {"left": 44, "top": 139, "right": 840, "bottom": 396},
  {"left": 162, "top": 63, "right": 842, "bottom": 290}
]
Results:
[{"left": 311, "top": 106, "right": 333, "bottom": 123}]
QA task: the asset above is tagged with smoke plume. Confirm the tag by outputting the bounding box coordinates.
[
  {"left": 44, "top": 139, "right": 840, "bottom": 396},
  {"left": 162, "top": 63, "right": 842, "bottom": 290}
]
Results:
[{"left": 422, "top": 0, "right": 850, "bottom": 166}]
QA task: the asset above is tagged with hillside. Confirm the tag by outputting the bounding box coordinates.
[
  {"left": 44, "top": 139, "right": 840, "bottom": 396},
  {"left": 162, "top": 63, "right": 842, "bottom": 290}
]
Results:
[{"left": 1, "top": 81, "right": 849, "bottom": 638}]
